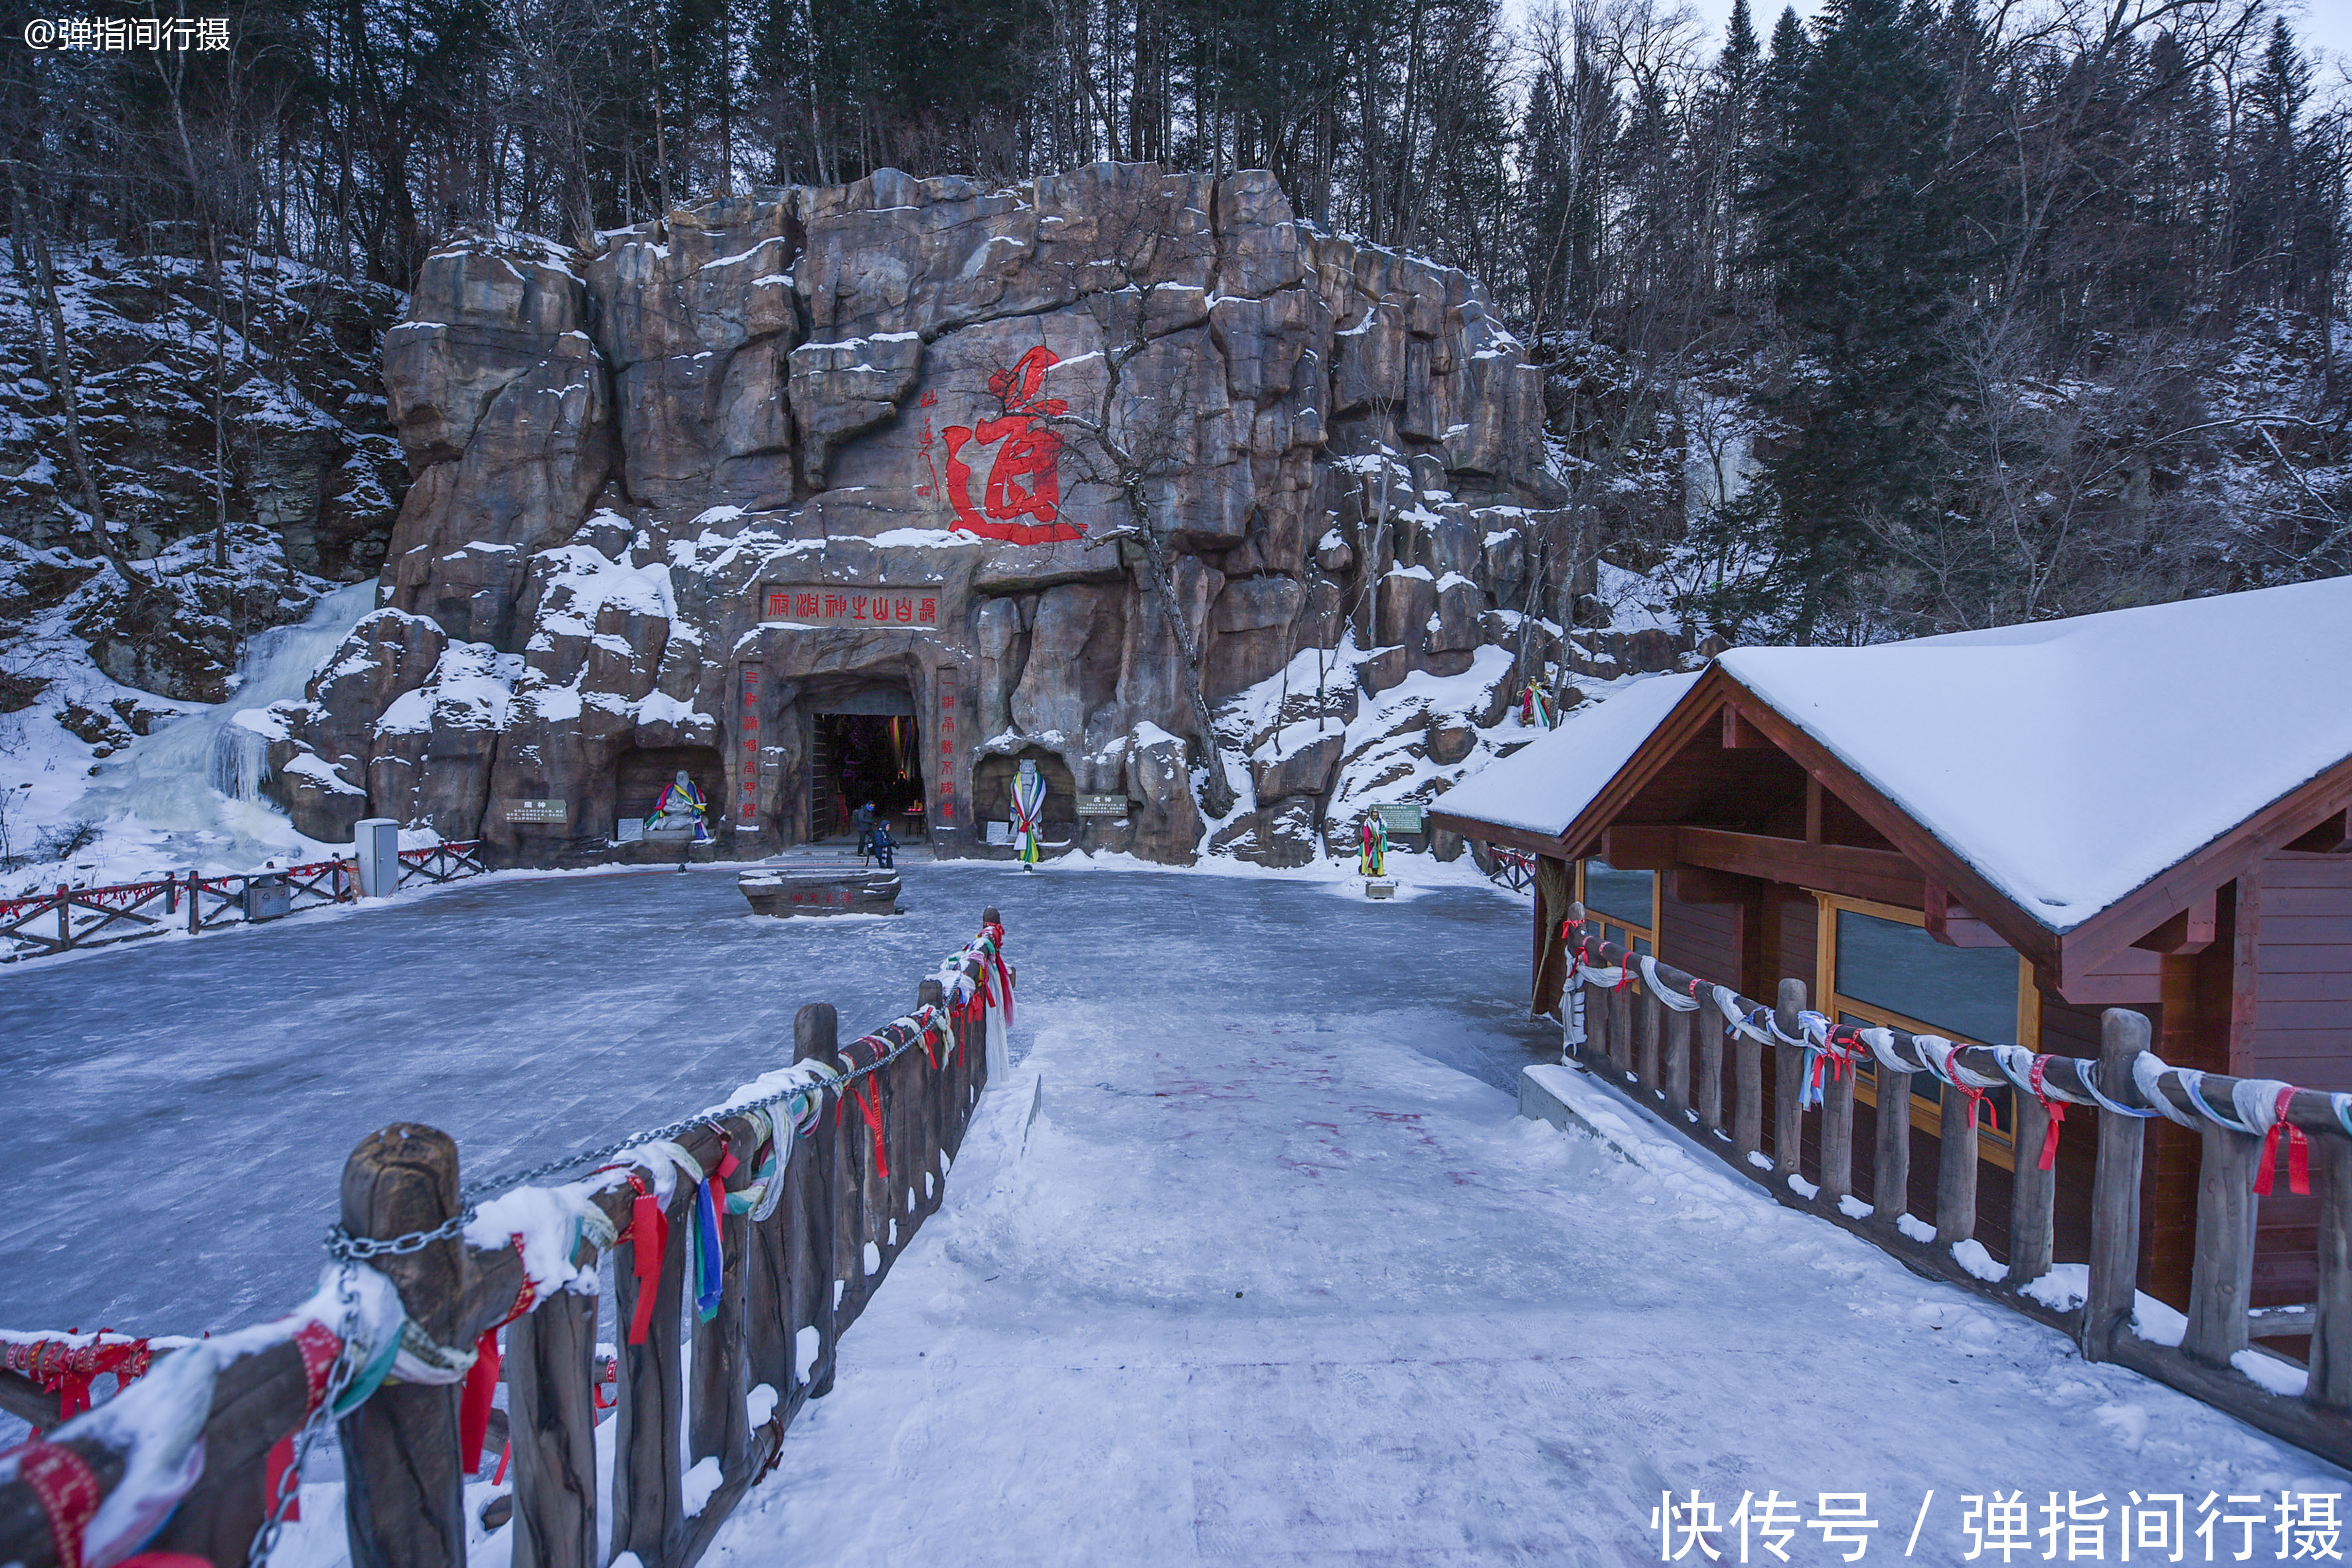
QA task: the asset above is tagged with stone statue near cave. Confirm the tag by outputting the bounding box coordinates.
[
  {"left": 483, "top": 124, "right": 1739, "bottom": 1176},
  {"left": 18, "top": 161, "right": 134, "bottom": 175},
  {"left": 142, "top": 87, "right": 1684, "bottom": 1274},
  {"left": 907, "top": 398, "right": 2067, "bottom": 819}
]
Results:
[{"left": 645, "top": 770, "right": 711, "bottom": 842}]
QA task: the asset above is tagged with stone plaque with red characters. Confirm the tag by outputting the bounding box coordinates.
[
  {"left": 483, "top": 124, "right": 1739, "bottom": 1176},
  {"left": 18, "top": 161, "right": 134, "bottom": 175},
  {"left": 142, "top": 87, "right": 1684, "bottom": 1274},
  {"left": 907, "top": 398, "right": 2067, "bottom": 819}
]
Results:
[{"left": 758, "top": 587, "right": 942, "bottom": 628}]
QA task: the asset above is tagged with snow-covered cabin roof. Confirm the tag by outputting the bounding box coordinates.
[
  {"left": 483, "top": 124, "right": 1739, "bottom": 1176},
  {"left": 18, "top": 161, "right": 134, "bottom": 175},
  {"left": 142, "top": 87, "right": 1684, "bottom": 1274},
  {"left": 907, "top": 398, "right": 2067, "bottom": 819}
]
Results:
[
  {"left": 1435, "top": 673, "right": 1700, "bottom": 839},
  {"left": 1717, "top": 576, "right": 2352, "bottom": 932},
  {"left": 1439, "top": 576, "right": 2352, "bottom": 937}
]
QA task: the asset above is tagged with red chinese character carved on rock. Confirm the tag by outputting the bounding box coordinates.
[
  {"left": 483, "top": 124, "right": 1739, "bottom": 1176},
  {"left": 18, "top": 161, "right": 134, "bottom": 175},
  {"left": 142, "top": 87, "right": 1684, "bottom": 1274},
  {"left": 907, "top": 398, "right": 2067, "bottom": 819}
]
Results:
[{"left": 941, "top": 345, "right": 1079, "bottom": 546}]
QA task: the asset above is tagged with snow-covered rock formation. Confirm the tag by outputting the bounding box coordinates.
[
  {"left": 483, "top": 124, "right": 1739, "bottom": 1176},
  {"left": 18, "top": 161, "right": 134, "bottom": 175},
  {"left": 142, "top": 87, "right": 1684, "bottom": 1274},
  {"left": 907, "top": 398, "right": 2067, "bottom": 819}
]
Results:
[{"left": 264, "top": 164, "right": 1586, "bottom": 864}]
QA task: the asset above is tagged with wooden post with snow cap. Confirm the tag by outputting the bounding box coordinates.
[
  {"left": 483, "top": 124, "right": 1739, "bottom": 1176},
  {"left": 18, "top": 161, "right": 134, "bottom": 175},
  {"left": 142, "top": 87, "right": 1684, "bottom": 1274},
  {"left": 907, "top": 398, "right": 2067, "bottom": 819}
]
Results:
[
  {"left": 2007, "top": 1089, "right": 2056, "bottom": 1288},
  {"left": 340, "top": 1125, "right": 468, "bottom": 1568},
  {"left": 1772, "top": 978, "right": 1806, "bottom": 1181},
  {"left": 507, "top": 1281, "right": 598, "bottom": 1568},
  {"left": 790, "top": 1002, "right": 842, "bottom": 1403},
  {"left": 917, "top": 977, "right": 947, "bottom": 1216},
  {"left": 611, "top": 1172, "right": 694, "bottom": 1567},
  {"left": 2084, "top": 1008, "right": 2153, "bottom": 1362},
  {"left": 690, "top": 1122, "right": 754, "bottom": 1489}
]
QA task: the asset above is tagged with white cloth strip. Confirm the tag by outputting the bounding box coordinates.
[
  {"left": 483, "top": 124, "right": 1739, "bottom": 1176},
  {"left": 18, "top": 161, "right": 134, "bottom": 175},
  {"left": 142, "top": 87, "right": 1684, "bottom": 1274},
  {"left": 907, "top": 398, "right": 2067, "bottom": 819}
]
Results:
[
  {"left": 1858, "top": 1026, "right": 1912, "bottom": 1074},
  {"left": 2129, "top": 1054, "right": 2205, "bottom": 1129},
  {"left": 2232, "top": 1077, "right": 2298, "bottom": 1135},
  {"left": 1640, "top": 955, "right": 1701, "bottom": 1010},
  {"left": 1714, "top": 986, "right": 1772, "bottom": 1043},
  {"left": 1577, "top": 963, "right": 1628, "bottom": 988},
  {"left": 1990, "top": 1044, "right": 2042, "bottom": 1095}
]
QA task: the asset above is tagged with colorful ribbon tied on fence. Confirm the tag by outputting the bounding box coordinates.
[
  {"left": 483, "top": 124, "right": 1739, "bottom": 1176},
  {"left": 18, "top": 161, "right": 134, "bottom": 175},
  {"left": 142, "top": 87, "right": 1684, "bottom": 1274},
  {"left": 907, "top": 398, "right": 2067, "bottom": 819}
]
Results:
[{"left": 1010, "top": 767, "right": 1047, "bottom": 864}]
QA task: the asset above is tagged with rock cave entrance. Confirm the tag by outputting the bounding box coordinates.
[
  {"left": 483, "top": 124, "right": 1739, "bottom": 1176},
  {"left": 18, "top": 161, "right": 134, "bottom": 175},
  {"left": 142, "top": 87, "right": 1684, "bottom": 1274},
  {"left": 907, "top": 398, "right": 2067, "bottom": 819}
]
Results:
[
  {"left": 806, "top": 686, "right": 925, "bottom": 844},
  {"left": 616, "top": 744, "right": 724, "bottom": 836}
]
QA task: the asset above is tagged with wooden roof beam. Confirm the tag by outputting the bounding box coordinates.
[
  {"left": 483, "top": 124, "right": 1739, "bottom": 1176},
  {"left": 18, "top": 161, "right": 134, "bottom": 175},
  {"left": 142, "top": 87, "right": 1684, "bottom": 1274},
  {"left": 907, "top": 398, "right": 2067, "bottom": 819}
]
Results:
[
  {"left": 2288, "top": 808, "right": 2352, "bottom": 854},
  {"left": 1598, "top": 823, "right": 1927, "bottom": 909},
  {"left": 1925, "top": 881, "right": 2009, "bottom": 949},
  {"left": 2132, "top": 888, "right": 2218, "bottom": 955},
  {"left": 1721, "top": 704, "right": 1773, "bottom": 749}
]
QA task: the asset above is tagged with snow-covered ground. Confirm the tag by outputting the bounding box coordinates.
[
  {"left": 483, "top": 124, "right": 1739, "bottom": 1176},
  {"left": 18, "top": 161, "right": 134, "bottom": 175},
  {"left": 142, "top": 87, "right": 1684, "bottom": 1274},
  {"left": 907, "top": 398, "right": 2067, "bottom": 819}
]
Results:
[{"left": 7, "top": 864, "right": 2343, "bottom": 1561}]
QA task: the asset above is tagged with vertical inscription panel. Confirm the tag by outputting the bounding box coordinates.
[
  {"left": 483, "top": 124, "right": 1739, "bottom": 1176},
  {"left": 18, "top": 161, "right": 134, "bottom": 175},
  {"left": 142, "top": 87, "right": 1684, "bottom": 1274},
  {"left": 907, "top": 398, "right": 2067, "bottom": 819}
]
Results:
[
  {"left": 736, "top": 665, "right": 763, "bottom": 829},
  {"left": 934, "top": 670, "right": 961, "bottom": 834}
]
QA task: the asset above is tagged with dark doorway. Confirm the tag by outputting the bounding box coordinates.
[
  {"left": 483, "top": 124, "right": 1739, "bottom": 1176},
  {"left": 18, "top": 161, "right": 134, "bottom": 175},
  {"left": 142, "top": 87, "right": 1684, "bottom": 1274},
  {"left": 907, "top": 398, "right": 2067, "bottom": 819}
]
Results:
[{"left": 811, "top": 712, "right": 927, "bottom": 842}]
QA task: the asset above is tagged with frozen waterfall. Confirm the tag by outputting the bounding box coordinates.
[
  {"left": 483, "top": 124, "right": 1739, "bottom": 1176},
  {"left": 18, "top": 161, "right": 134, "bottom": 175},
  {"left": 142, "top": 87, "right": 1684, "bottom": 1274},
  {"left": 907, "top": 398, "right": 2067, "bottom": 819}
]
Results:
[{"left": 76, "top": 580, "right": 379, "bottom": 869}]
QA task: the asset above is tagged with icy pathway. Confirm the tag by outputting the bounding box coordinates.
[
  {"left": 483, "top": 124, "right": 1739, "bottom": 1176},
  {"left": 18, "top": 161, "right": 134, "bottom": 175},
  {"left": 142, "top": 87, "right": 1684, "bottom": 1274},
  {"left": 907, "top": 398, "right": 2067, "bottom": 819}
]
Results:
[
  {"left": 710, "top": 911, "right": 2345, "bottom": 1565},
  {"left": 0, "top": 861, "right": 1542, "bottom": 1338}
]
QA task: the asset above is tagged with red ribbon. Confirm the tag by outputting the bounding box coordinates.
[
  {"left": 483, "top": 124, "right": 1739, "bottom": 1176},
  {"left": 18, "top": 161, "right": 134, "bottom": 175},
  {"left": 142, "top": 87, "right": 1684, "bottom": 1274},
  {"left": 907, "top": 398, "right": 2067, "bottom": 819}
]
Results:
[
  {"left": 3, "top": 1335, "right": 154, "bottom": 1423},
  {"left": 2256, "top": 1087, "right": 2312, "bottom": 1196},
  {"left": 841, "top": 1079, "right": 889, "bottom": 1178},
  {"left": 7, "top": 1440, "right": 101, "bottom": 1568},
  {"left": 260, "top": 1316, "right": 347, "bottom": 1521},
  {"left": 459, "top": 1237, "right": 536, "bottom": 1474},
  {"left": 617, "top": 1173, "right": 666, "bottom": 1346},
  {"left": 2029, "top": 1058, "right": 2067, "bottom": 1173}
]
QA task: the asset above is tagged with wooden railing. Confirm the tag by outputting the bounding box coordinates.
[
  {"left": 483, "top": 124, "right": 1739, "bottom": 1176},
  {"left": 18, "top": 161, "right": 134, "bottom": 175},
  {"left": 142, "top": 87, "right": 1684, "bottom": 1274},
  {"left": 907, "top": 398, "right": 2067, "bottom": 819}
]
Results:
[
  {"left": 1562, "top": 909, "right": 2352, "bottom": 1468},
  {"left": 0, "top": 908, "right": 1014, "bottom": 1568},
  {"left": 0, "top": 844, "right": 487, "bottom": 963},
  {"left": 396, "top": 841, "right": 489, "bottom": 888},
  {"left": 1482, "top": 845, "right": 1536, "bottom": 894}
]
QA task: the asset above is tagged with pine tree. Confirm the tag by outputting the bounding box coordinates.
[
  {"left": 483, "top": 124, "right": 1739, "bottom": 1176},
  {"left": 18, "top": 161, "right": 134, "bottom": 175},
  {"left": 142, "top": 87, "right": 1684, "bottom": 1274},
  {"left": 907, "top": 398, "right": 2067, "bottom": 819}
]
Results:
[{"left": 1745, "top": 0, "right": 1978, "bottom": 639}]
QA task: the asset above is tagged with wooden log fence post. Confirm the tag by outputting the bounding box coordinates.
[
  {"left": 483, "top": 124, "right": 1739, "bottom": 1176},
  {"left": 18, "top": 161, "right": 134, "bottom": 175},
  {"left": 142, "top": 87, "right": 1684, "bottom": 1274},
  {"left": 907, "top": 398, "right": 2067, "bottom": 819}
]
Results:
[
  {"left": 1821, "top": 1058, "right": 1855, "bottom": 1208},
  {"left": 1733, "top": 1018, "right": 1764, "bottom": 1166},
  {"left": 1637, "top": 986, "right": 1662, "bottom": 1094},
  {"left": 2183, "top": 1122, "right": 2261, "bottom": 1367},
  {"left": 1772, "top": 979, "right": 1806, "bottom": 1181},
  {"left": 339, "top": 1125, "right": 467, "bottom": 1568},
  {"left": 2007, "top": 1091, "right": 2056, "bottom": 1287},
  {"left": 791, "top": 1003, "right": 846, "bottom": 1391},
  {"left": 1610, "top": 981, "right": 1634, "bottom": 1078},
  {"left": 1662, "top": 1004, "right": 1691, "bottom": 1119},
  {"left": 2310, "top": 1137, "right": 2352, "bottom": 1412},
  {"left": 1874, "top": 1065, "right": 1913, "bottom": 1235},
  {"left": 917, "top": 978, "right": 947, "bottom": 1216},
  {"left": 1934, "top": 1078, "right": 1980, "bottom": 1247},
  {"left": 611, "top": 1180, "right": 694, "bottom": 1568},
  {"left": 690, "top": 1138, "right": 753, "bottom": 1487},
  {"left": 507, "top": 1289, "right": 597, "bottom": 1568},
  {"left": 2084, "top": 1008, "right": 2153, "bottom": 1362},
  {"left": 1696, "top": 1005, "right": 1723, "bottom": 1133}
]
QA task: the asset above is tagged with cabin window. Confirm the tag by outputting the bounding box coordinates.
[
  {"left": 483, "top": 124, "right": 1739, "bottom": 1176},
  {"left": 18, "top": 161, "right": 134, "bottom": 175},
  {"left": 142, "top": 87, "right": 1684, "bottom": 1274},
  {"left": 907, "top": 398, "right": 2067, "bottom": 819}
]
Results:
[
  {"left": 1816, "top": 894, "right": 2035, "bottom": 1164},
  {"left": 1577, "top": 858, "right": 1656, "bottom": 956},
  {"left": 1834, "top": 909, "right": 2021, "bottom": 1047}
]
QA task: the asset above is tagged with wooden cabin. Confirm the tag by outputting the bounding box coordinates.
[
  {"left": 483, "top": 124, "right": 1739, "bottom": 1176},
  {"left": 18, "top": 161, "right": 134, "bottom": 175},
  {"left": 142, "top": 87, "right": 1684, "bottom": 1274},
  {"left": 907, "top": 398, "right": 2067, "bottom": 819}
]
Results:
[{"left": 1434, "top": 578, "right": 2352, "bottom": 1318}]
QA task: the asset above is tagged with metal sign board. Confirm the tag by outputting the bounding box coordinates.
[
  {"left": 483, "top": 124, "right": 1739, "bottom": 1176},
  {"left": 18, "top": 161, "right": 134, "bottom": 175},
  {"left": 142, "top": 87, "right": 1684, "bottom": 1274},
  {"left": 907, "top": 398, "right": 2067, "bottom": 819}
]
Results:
[
  {"left": 506, "top": 799, "right": 569, "bottom": 824},
  {"left": 1375, "top": 803, "right": 1427, "bottom": 833},
  {"left": 1075, "top": 793, "right": 1129, "bottom": 817}
]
